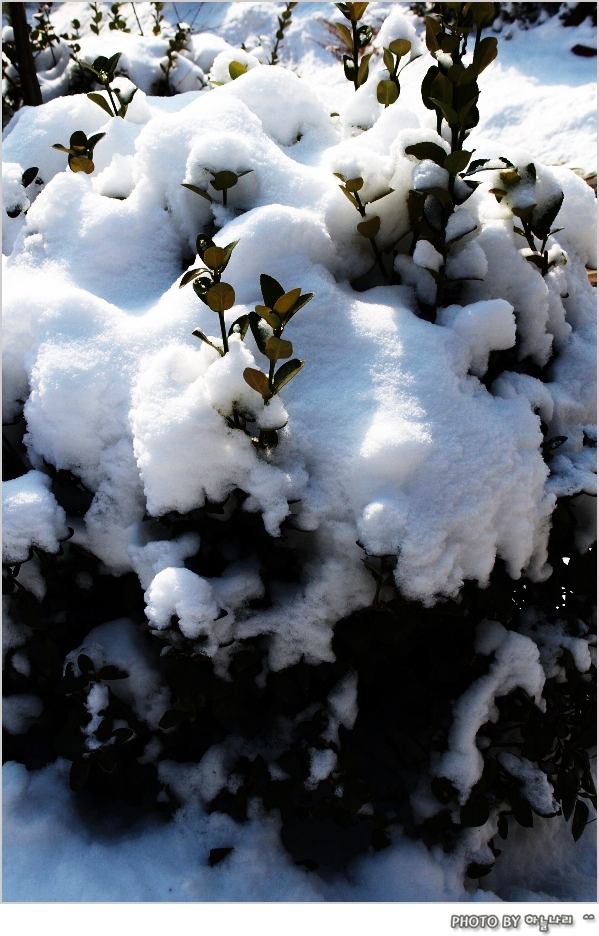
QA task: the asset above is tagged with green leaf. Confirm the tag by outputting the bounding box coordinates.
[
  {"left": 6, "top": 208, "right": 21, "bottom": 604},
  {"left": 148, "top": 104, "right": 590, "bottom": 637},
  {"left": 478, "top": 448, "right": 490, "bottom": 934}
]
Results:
[
  {"left": 281, "top": 292, "right": 314, "bottom": 325},
  {"left": 356, "top": 216, "right": 381, "bottom": 238},
  {"left": 472, "top": 37, "right": 498, "bottom": 75},
  {"left": 21, "top": 166, "right": 39, "bottom": 187},
  {"left": 458, "top": 97, "right": 478, "bottom": 128},
  {"left": 180, "top": 268, "right": 205, "bottom": 288},
  {"left": 260, "top": 273, "right": 285, "bottom": 309},
  {"left": 389, "top": 38, "right": 411, "bottom": 58},
  {"left": 249, "top": 311, "right": 268, "bottom": 354},
  {"left": 105, "top": 51, "right": 122, "bottom": 75},
  {"left": 357, "top": 51, "right": 373, "bottom": 88},
  {"left": 531, "top": 192, "right": 564, "bottom": 240},
  {"left": 192, "top": 328, "right": 224, "bottom": 356},
  {"left": 221, "top": 240, "right": 239, "bottom": 271},
  {"left": 70, "top": 130, "right": 88, "bottom": 150},
  {"left": 87, "top": 92, "right": 114, "bottom": 117},
  {"left": 424, "top": 186, "right": 452, "bottom": 207},
  {"left": 265, "top": 336, "right": 293, "bottom": 361},
  {"left": 243, "top": 367, "right": 270, "bottom": 398},
  {"left": 69, "top": 156, "right": 95, "bottom": 174},
  {"left": 429, "top": 97, "right": 458, "bottom": 126},
  {"left": 228, "top": 61, "right": 247, "bottom": 80},
  {"left": 273, "top": 287, "right": 302, "bottom": 315},
  {"left": 377, "top": 79, "right": 399, "bottom": 107},
  {"left": 273, "top": 359, "right": 305, "bottom": 393},
  {"left": 345, "top": 177, "right": 364, "bottom": 192},
  {"left": 87, "top": 132, "right": 106, "bottom": 151},
  {"left": 368, "top": 187, "right": 394, "bottom": 204},
  {"left": 340, "top": 186, "right": 360, "bottom": 209},
  {"left": 209, "top": 847, "right": 234, "bottom": 867},
  {"left": 421, "top": 65, "right": 439, "bottom": 111},
  {"left": 196, "top": 233, "right": 213, "bottom": 259},
  {"left": 193, "top": 277, "right": 214, "bottom": 302},
  {"left": 210, "top": 170, "right": 239, "bottom": 192},
  {"left": 405, "top": 142, "right": 447, "bottom": 167},
  {"left": 444, "top": 150, "right": 472, "bottom": 175},
  {"left": 255, "top": 305, "right": 282, "bottom": 329},
  {"left": 206, "top": 282, "right": 235, "bottom": 312},
  {"left": 425, "top": 16, "right": 441, "bottom": 52},
  {"left": 204, "top": 245, "right": 225, "bottom": 269},
  {"left": 511, "top": 203, "right": 536, "bottom": 220},
  {"left": 471, "top": 2, "right": 496, "bottom": 27},
  {"left": 228, "top": 314, "right": 250, "bottom": 340},
  {"left": 383, "top": 48, "right": 394, "bottom": 74},
  {"left": 334, "top": 21, "right": 353, "bottom": 51},
  {"left": 51, "top": 144, "right": 72, "bottom": 154}
]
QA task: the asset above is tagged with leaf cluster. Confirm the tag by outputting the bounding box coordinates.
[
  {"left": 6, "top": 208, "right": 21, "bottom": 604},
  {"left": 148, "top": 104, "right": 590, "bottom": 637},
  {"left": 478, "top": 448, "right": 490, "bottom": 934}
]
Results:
[
  {"left": 107, "top": 3, "right": 130, "bottom": 33},
  {"left": 333, "top": 2, "right": 373, "bottom": 90},
  {"left": 182, "top": 168, "right": 252, "bottom": 207},
  {"left": 180, "top": 234, "right": 240, "bottom": 355},
  {"left": 52, "top": 129, "right": 105, "bottom": 174},
  {"left": 377, "top": 37, "right": 417, "bottom": 107},
  {"left": 83, "top": 53, "right": 137, "bottom": 118},
  {"left": 5, "top": 166, "right": 42, "bottom": 218},
  {"left": 271, "top": 2, "right": 298, "bottom": 65}
]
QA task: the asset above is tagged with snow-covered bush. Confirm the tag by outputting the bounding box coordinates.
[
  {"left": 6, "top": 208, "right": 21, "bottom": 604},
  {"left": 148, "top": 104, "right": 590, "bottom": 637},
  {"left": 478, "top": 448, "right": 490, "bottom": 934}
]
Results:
[{"left": 2, "top": 1, "right": 596, "bottom": 901}]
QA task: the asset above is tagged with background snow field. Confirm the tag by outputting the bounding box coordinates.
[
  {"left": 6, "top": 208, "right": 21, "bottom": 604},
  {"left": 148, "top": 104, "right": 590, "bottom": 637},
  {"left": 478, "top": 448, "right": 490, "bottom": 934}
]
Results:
[{"left": 2, "top": 1, "right": 596, "bottom": 903}]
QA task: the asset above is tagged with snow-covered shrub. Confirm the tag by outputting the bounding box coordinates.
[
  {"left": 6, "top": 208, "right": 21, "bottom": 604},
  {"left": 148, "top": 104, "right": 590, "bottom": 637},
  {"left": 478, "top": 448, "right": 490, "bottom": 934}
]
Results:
[{"left": 2, "top": 1, "right": 596, "bottom": 897}]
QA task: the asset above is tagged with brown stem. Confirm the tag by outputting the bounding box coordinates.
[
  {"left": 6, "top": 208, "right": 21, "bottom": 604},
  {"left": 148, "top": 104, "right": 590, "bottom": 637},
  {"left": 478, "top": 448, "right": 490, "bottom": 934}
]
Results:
[{"left": 9, "top": 3, "right": 43, "bottom": 106}]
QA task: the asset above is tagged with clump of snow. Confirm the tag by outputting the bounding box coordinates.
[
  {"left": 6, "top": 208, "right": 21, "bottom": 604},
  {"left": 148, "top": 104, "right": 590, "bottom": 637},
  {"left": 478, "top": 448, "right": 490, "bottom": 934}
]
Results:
[
  {"left": 435, "top": 620, "right": 546, "bottom": 803},
  {"left": 2, "top": 693, "right": 43, "bottom": 735},
  {"left": 497, "top": 753, "right": 559, "bottom": 817},
  {"left": 2, "top": 470, "right": 68, "bottom": 564}
]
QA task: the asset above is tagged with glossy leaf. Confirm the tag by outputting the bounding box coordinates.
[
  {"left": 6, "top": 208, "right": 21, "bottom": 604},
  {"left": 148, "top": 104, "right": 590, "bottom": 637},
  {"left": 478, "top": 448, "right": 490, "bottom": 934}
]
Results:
[
  {"left": 425, "top": 16, "right": 441, "bottom": 52},
  {"left": 274, "top": 287, "right": 302, "bottom": 315},
  {"left": 255, "top": 305, "right": 281, "bottom": 329},
  {"left": 421, "top": 65, "right": 439, "bottom": 110},
  {"left": 87, "top": 92, "right": 114, "bottom": 117},
  {"left": 204, "top": 246, "right": 225, "bottom": 269},
  {"left": 389, "top": 38, "right": 411, "bottom": 58},
  {"left": 472, "top": 36, "right": 498, "bottom": 75},
  {"left": 210, "top": 170, "right": 239, "bottom": 191},
  {"left": 228, "top": 314, "right": 250, "bottom": 340},
  {"left": 334, "top": 21, "right": 353, "bottom": 51},
  {"left": 357, "top": 216, "right": 380, "bottom": 238},
  {"left": 444, "top": 150, "right": 472, "bottom": 175},
  {"left": 181, "top": 183, "right": 213, "bottom": 202},
  {"left": 340, "top": 186, "right": 360, "bottom": 209},
  {"left": 405, "top": 142, "right": 447, "bottom": 167},
  {"left": 265, "top": 336, "right": 293, "bottom": 361},
  {"left": 69, "top": 156, "right": 95, "bottom": 174},
  {"left": 377, "top": 79, "right": 399, "bottom": 107},
  {"left": 345, "top": 177, "right": 364, "bottom": 192},
  {"left": 273, "top": 359, "right": 305, "bottom": 393},
  {"left": 196, "top": 233, "right": 213, "bottom": 258},
  {"left": 357, "top": 51, "right": 373, "bottom": 87},
  {"left": 260, "top": 273, "right": 285, "bottom": 309},
  {"left": 243, "top": 367, "right": 270, "bottom": 398},
  {"left": 383, "top": 48, "right": 394, "bottom": 74},
  {"left": 206, "top": 283, "right": 235, "bottom": 312},
  {"left": 249, "top": 311, "right": 268, "bottom": 354},
  {"left": 21, "top": 166, "right": 39, "bottom": 188},
  {"left": 51, "top": 144, "right": 72, "bottom": 154},
  {"left": 192, "top": 328, "right": 224, "bottom": 356},
  {"left": 282, "top": 292, "right": 314, "bottom": 324},
  {"left": 228, "top": 61, "right": 247, "bottom": 80},
  {"left": 531, "top": 192, "right": 564, "bottom": 240},
  {"left": 180, "top": 268, "right": 206, "bottom": 288},
  {"left": 429, "top": 97, "right": 458, "bottom": 126}
]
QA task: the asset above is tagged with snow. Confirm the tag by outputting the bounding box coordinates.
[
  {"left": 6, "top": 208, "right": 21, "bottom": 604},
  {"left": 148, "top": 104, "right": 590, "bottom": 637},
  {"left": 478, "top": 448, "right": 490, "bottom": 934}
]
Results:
[{"left": 2, "top": 0, "right": 596, "bottom": 907}]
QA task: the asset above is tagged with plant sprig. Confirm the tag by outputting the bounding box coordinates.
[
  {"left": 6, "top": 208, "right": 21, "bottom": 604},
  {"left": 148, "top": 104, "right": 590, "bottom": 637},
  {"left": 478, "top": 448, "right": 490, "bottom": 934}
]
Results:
[
  {"left": 51, "top": 130, "right": 105, "bottom": 173},
  {"left": 335, "top": 172, "right": 393, "bottom": 280},
  {"left": 83, "top": 53, "right": 137, "bottom": 118},
  {"left": 180, "top": 234, "right": 241, "bottom": 356},
  {"left": 182, "top": 169, "right": 252, "bottom": 207},
  {"left": 334, "top": 2, "right": 373, "bottom": 90},
  {"left": 377, "top": 38, "right": 419, "bottom": 107},
  {"left": 271, "top": 2, "right": 297, "bottom": 65}
]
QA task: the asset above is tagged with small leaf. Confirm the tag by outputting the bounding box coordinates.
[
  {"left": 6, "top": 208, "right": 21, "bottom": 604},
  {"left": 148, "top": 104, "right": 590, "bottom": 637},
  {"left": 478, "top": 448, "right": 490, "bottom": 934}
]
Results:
[
  {"left": 273, "top": 359, "right": 305, "bottom": 393},
  {"left": 180, "top": 268, "right": 205, "bottom": 288},
  {"left": 249, "top": 312, "right": 268, "bottom": 354},
  {"left": 97, "top": 665, "right": 128, "bottom": 680},
  {"left": 345, "top": 177, "right": 364, "bottom": 193},
  {"left": 204, "top": 246, "right": 225, "bottom": 269},
  {"left": 472, "top": 36, "right": 498, "bottom": 75},
  {"left": 444, "top": 150, "right": 472, "bottom": 175},
  {"left": 221, "top": 240, "right": 239, "bottom": 270},
  {"left": 70, "top": 130, "right": 88, "bottom": 149},
  {"left": 377, "top": 79, "right": 399, "bottom": 107},
  {"left": 87, "top": 92, "right": 114, "bottom": 117},
  {"left": 87, "top": 132, "right": 106, "bottom": 151},
  {"left": 531, "top": 192, "right": 564, "bottom": 240},
  {"left": 424, "top": 186, "right": 452, "bottom": 207},
  {"left": 69, "top": 156, "right": 95, "bottom": 174},
  {"left": 260, "top": 273, "right": 285, "bottom": 308},
  {"left": 425, "top": 16, "right": 442, "bottom": 53},
  {"left": 78, "top": 653, "right": 95, "bottom": 674},
  {"left": 349, "top": 2, "right": 368, "bottom": 22},
  {"left": 228, "top": 61, "right": 247, "bottom": 80},
  {"left": 181, "top": 183, "right": 213, "bottom": 202},
  {"left": 429, "top": 97, "right": 458, "bottom": 126},
  {"left": 383, "top": 48, "right": 394, "bottom": 74},
  {"left": 357, "top": 51, "right": 373, "bottom": 88},
  {"left": 243, "top": 368, "right": 270, "bottom": 398},
  {"left": 51, "top": 144, "right": 72, "bottom": 153},
  {"left": 265, "top": 337, "right": 293, "bottom": 361},
  {"left": 489, "top": 187, "right": 507, "bottom": 202},
  {"left": 281, "top": 293, "right": 314, "bottom": 324},
  {"left": 405, "top": 142, "right": 447, "bottom": 167},
  {"left": 274, "top": 287, "right": 302, "bottom": 315},
  {"left": 206, "top": 283, "right": 235, "bottom": 312},
  {"left": 21, "top": 167, "right": 39, "bottom": 188},
  {"left": 209, "top": 847, "right": 234, "bottom": 867},
  {"left": 389, "top": 38, "right": 411, "bottom": 58},
  {"left": 228, "top": 314, "right": 250, "bottom": 340},
  {"left": 210, "top": 170, "right": 239, "bottom": 191},
  {"left": 334, "top": 21, "right": 353, "bottom": 51},
  {"left": 340, "top": 186, "right": 360, "bottom": 209},
  {"left": 196, "top": 234, "right": 213, "bottom": 258},
  {"left": 255, "top": 305, "right": 281, "bottom": 329},
  {"left": 192, "top": 328, "right": 224, "bottom": 356},
  {"left": 357, "top": 216, "right": 381, "bottom": 238},
  {"left": 511, "top": 204, "right": 537, "bottom": 220}
]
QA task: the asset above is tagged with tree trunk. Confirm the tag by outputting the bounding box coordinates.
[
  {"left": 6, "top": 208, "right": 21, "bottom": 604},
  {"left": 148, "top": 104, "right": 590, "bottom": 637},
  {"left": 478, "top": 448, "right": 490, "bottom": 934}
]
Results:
[{"left": 9, "top": 3, "right": 43, "bottom": 106}]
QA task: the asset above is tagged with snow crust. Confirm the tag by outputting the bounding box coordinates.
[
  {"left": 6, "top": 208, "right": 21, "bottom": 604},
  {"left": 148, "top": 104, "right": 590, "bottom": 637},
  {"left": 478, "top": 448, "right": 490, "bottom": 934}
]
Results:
[{"left": 2, "top": 470, "right": 69, "bottom": 563}]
